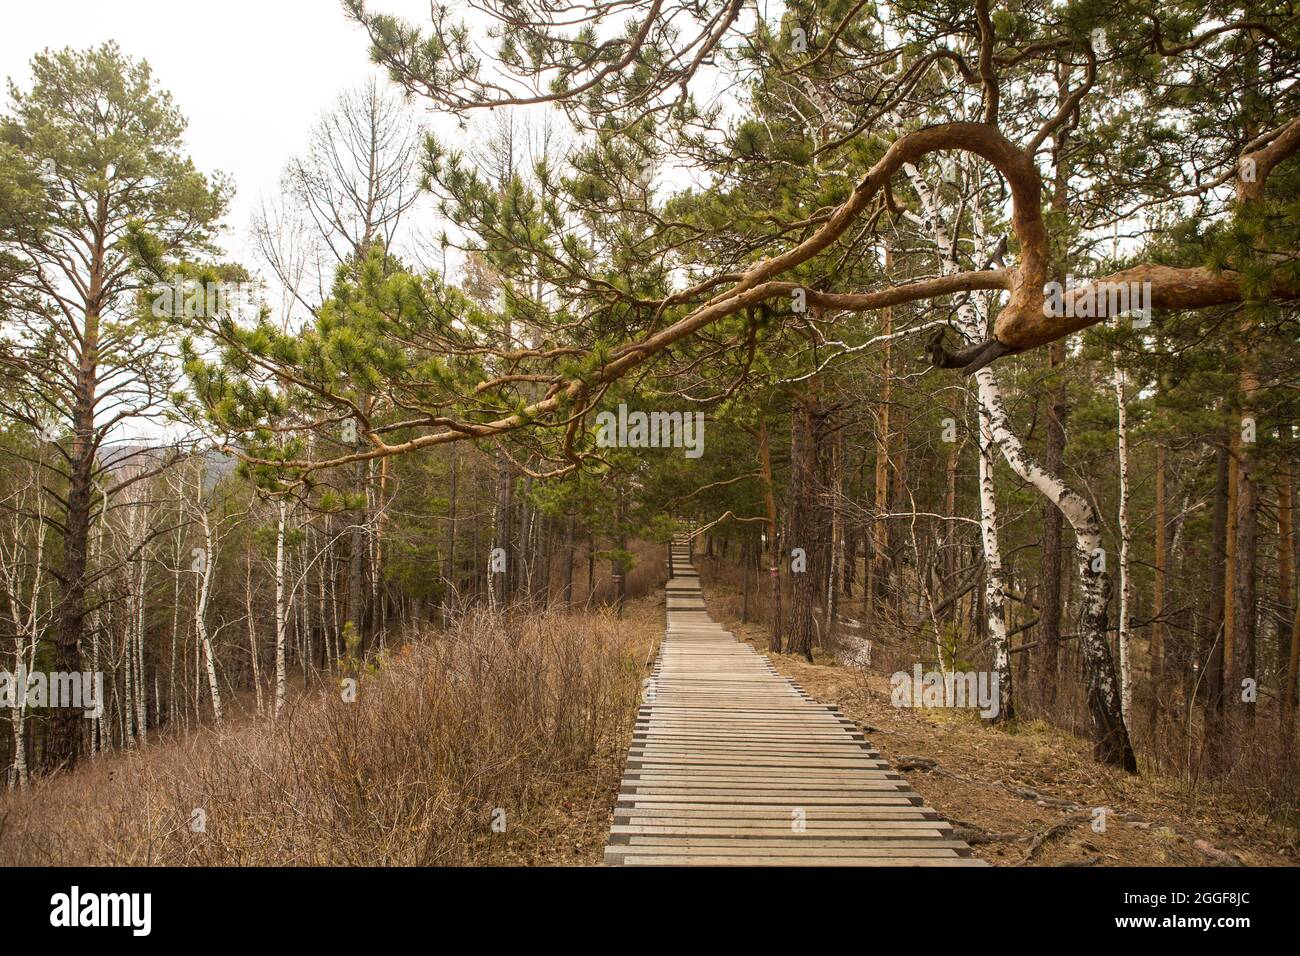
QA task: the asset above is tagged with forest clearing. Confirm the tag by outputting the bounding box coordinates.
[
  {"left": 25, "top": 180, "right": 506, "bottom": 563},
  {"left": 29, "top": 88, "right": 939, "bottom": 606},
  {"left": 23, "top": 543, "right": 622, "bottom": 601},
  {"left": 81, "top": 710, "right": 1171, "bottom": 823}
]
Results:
[{"left": 0, "top": 0, "right": 1296, "bottom": 936}]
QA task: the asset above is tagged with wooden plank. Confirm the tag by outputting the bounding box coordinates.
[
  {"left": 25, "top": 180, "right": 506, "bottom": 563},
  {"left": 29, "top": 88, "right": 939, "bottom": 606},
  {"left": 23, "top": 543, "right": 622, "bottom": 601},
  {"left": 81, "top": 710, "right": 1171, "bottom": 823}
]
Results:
[
  {"left": 602, "top": 541, "right": 984, "bottom": 867},
  {"left": 609, "top": 854, "right": 986, "bottom": 867},
  {"left": 606, "top": 846, "right": 963, "bottom": 860},
  {"left": 619, "top": 836, "right": 971, "bottom": 849},
  {"left": 609, "top": 825, "right": 954, "bottom": 838},
  {"left": 616, "top": 796, "right": 922, "bottom": 807}
]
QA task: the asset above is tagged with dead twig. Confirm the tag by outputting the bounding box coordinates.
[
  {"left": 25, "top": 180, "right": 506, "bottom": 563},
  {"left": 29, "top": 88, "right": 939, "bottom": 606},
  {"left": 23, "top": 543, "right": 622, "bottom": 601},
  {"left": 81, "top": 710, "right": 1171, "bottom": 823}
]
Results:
[{"left": 1021, "top": 814, "right": 1090, "bottom": 865}]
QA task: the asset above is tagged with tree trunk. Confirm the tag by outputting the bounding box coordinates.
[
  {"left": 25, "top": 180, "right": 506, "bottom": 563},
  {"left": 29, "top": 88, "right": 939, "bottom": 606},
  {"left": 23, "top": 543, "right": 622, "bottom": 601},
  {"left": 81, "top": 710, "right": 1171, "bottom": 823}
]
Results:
[
  {"left": 1039, "top": 343, "right": 1067, "bottom": 715},
  {"left": 1202, "top": 443, "right": 1230, "bottom": 764},
  {"left": 348, "top": 473, "right": 368, "bottom": 658},
  {"left": 1224, "top": 435, "right": 1240, "bottom": 716},
  {"left": 1040, "top": 70, "right": 1072, "bottom": 715},
  {"left": 491, "top": 452, "right": 514, "bottom": 610},
  {"left": 1281, "top": 429, "right": 1299, "bottom": 720},
  {"left": 787, "top": 388, "right": 823, "bottom": 662},
  {"left": 943, "top": 391, "right": 959, "bottom": 629},
  {"left": 195, "top": 500, "right": 223, "bottom": 724},
  {"left": 1230, "top": 404, "right": 1258, "bottom": 726},
  {"left": 134, "top": 556, "right": 148, "bottom": 745},
  {"left": 446, "top": 441, "right": 459, "bottom": 605},
  {"left": 348, "top": 397, "right": 372, "bottom": 657},
  {"left": 50, "top": 345, "right": 96, "bottom": 767},
  {"left": 246, "top": 559, "right": 264, "bottom": 715},
  {"left": 977, "top": 396, "right": 1013, "bottom": 721},
  {"left": 742, "top": 538, "right": 751, "bottom": 624},
  {"left": 1151, "top": 441, "right": 1167, "bottom": 732},
  {"left": 902, "top": 161, "right": 1019, "bottom": 722},
  {"left": 980, "top": 374, "right": 1134, "bottom": 770},
  {"left": 614, "top": 493, "right": 628, "bottom": 618},
  {"left": 563, "top": 514, "right": 576, "bottom": 607},
  {"left": 1114, "top": 354, "right": 1132, "bottom": 724},
  {"left": 825, "top": 431, "right": 843, "bottom": 643},
  {"left": 370, "top": 457, "right": 390, "bottom": 637},
  {"left": 868, "top": 255, "right": 892, "bottom": 622},
  {"left": 756, "top": 417, "right": 782, "bottom": 653}
]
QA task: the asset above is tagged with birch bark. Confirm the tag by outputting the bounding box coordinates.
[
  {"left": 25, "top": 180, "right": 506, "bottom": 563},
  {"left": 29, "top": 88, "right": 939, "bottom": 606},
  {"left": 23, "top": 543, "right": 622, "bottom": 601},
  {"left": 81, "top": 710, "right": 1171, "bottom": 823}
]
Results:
[
  {"left": 0, "top": 479, "right": 44, "bottom": 786},
  {"left": 192, "top": 474, "right": 223, "bottom": 724},
  {"left": 1114, "top": 354, "right": 1132, "bottom": 721},
  {"left": 903, "top": 162, "right": 1012, "bottom": 718}
]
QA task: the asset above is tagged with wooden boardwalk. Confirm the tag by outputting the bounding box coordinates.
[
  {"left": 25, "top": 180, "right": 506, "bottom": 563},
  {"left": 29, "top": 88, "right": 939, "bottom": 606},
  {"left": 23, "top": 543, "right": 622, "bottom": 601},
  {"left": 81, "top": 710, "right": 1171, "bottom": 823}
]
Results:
[{"left": 604, "top": 538, "right": 985, "bottom": 866}]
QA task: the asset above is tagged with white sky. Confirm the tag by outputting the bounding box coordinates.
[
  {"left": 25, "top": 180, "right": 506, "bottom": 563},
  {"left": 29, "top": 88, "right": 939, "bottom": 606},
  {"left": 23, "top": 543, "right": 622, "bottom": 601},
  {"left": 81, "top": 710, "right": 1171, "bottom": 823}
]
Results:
[{"left": 0, "top": 0, "right": 438, "bottom": 265}]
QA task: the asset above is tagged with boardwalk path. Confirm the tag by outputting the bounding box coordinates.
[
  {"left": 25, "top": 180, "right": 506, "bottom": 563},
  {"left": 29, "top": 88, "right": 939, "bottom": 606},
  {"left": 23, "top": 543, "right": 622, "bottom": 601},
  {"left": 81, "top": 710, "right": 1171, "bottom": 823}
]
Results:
[{"left": 604, "top": 538, "right": 985, "bottom": 866}]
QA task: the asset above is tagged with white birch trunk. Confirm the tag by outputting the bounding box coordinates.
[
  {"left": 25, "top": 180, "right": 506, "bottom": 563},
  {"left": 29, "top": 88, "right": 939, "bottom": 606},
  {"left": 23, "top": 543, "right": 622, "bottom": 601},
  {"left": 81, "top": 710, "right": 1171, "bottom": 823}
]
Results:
[
  {"left": 979, "top": 372, "right": 1134, "bottom": 766},
  {"left": 976, "top": 391, "right": 1013, "bottom": 717},
  {"left": 6, "top": 493, "right": 46, "bottom": 785},
  {"left": 195, "top": 493, "right": 224, "bottom": 724},
  {"left": 316, "top": 525, "right": 330, "bottom": 668},
  {"left": 9, "top": 670, "right": 26, "bottom": 786},
  {"left": 328, "top": 536, "right": 340, "bottom": 662},
  {"left": 8, "top": 631, "right": 25, "bottom": 784},
  {"left": 299, "top": 553, "right": 311, "bottom": 681},
  {"left": 2, "top": 575, "right": 34, "bottom": 786},
  {"left": 88, "top": 489, "right": 112, "bottom": 753},
  {"left": 904, "top": 162, "right": 1012, "bottom": 717},
  {"left": 124, "top": 597, "right": 136, "bottom": 747},
  {"left": 1114, "top": 353, "right": 1132, "bottom": 721},
  {"left": 90, "top": 619, "right": 101, "bottom": 755}
]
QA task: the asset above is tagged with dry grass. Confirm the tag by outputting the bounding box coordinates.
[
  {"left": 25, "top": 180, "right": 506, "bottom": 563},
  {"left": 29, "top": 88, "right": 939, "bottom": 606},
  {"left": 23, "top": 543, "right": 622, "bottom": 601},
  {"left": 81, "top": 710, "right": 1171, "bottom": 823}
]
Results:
[{"left": 0, "top": 599, "right": 661, "bottom": 866}]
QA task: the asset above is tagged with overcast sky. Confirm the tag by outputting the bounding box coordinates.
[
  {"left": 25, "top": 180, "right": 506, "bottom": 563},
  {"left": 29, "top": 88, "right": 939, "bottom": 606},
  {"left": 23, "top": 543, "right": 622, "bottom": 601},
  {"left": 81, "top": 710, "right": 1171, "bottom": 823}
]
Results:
[{"left": 1, "top": 0, "right": 437, "bottom": 264}]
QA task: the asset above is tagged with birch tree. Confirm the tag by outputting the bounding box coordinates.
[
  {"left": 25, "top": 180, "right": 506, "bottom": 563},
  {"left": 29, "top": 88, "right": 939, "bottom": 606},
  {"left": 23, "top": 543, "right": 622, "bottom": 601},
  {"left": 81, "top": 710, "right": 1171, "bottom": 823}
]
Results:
[
  {"left": 172, "top": 462, "right": 250, "bottom": 725},
  {"left": 901, "top": 160, "right": 1014, "bottom": 720},
  {"left": 182, "top": 467, "right": 223, "bottom": 724},
  {"left": 901, "top": 154, "right": 1137, "bottom": 759},
  {"left": 1114, "top": 353, "right": 1133, "bottom": 722},
  {"left": 0, "top": 459, "right": 50, "bottom": 786}
]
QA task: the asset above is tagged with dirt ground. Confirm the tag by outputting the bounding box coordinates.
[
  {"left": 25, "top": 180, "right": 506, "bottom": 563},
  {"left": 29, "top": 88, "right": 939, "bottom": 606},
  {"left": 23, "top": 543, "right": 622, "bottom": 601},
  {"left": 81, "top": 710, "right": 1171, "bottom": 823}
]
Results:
[{"left": 704, "top": 603, "right": 1299, "bottom": 867}]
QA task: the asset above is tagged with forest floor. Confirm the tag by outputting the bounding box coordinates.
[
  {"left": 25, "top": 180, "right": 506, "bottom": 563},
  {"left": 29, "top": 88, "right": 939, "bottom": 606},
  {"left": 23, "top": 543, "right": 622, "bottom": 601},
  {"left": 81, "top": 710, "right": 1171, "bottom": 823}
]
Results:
[{"left": 701, "top": 586, "right": 1300, "bottom": 868}]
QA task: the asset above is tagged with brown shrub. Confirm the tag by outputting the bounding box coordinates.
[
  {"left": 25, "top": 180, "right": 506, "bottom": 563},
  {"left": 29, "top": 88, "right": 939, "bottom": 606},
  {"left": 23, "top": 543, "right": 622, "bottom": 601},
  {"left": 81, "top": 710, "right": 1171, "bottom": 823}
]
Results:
[{"left": 0, "top": 601, "right": 660, "bottom": 865}]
